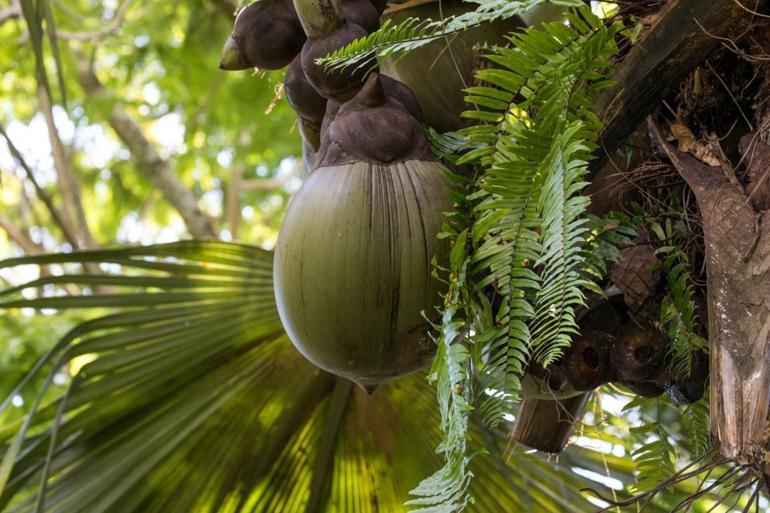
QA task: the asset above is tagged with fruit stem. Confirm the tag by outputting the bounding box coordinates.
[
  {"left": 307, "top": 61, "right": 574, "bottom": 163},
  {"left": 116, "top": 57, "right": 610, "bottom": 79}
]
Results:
[{"left": 293, "top": 0, "right": 342, "bottom": 38}]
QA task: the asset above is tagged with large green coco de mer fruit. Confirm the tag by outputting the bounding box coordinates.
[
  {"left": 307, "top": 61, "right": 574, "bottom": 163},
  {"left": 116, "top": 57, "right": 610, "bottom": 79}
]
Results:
[{"left": 273, "top": 160, "right": 451, "bottom": 391}]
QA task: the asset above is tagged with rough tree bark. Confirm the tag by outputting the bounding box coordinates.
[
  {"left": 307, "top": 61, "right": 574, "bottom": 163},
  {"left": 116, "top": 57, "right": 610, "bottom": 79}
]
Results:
[
  {"left": 512, "top": 0, "right": 751, "bottom": 449},
  {"left": 74, "top": 57, "right": 218, "bottom": 239},
  {"left": 651, "top": 120, "right": 770, "bottom": 471}
]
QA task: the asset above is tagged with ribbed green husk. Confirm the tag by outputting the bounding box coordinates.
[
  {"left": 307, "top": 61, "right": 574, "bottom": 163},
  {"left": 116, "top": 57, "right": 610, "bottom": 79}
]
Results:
[{"left": 273, "top": 160, "right": 452, "bottom": 390}]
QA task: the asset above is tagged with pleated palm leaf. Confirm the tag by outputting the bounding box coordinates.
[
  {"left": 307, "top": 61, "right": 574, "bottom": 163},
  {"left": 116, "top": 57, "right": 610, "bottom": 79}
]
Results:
[{"left": 0, "top": 241, "right": 657, "bottom": 513}]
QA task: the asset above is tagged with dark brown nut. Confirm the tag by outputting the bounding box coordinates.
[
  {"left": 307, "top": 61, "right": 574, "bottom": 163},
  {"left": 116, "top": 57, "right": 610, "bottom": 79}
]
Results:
[{"left": 220, "top": 0, "right": 306, "bottom": 70}]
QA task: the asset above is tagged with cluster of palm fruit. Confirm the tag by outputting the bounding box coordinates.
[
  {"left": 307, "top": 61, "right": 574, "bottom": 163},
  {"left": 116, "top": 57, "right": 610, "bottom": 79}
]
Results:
[
  {"left": 525, "top": 297, "right": 708, "bottom": 406},
  {"left": 220, "top": 0, "right": 453, "bottom": 392},
  {"left": 219, "top": 0, "right": 708, "bottom": 403}
]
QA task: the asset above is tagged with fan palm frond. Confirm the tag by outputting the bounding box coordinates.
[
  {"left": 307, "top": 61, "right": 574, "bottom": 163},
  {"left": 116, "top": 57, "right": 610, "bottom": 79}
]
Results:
[{"left": 0, "top": 241, "right": 639, "bottom": 513}]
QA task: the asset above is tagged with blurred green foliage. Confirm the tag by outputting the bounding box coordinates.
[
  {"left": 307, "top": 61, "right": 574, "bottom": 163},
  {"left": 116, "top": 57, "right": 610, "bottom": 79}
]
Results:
[{"left": 0, "top": 0, "right": 301, "bottom": 249}]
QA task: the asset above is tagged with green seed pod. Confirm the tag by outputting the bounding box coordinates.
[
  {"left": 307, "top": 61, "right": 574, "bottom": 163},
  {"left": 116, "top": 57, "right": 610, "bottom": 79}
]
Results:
[
  {"left": 379, "top": 2, "right": 525, "bottom": 131},
  {"left": 274, "top": 160, "right": 451, "bottom": 390},
  {"left": 274, "top": 73, "right": 450, "bottom": 390},
  {"left": 220, "top": 0, "right": 306, "bottom": 70}
]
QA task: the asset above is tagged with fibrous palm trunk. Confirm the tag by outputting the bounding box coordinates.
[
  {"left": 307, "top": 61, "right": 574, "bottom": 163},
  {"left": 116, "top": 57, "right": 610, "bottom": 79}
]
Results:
[{"left": 652, "top": 121, "right": 770, "bottom": 472}]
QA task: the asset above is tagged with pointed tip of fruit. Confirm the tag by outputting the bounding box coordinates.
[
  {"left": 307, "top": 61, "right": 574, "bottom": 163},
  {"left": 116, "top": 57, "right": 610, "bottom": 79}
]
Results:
[
  {"left": 358, "top": 382, "right": 379, "bottom": 395},
  {"left": 357, "top": 72, "right": 385, "bottom": 107},
  {"left": 219, "top": 35, "right": 248, "bottom": 71}
]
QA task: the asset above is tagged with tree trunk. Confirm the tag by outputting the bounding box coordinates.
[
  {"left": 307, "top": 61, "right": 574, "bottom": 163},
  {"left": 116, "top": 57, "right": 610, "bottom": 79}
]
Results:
[{"left": 651, "top": 120, "right": 770, "bottom": 470}]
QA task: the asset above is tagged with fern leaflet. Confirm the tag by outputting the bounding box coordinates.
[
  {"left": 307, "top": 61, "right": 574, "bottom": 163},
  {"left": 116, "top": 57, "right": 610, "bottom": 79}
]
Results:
[{"left": 317, "top": 0, "right": 584, "bottom": 72}]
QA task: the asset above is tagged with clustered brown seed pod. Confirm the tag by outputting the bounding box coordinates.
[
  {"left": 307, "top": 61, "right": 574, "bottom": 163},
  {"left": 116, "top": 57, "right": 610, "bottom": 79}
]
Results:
[
  {"left": 274, "top": 73, "right": 452, "bottom": 391},
  {"left": 522, "top": 302, "right": 708, "bottom": 405},
  {"left": 296, "top": 0, "right": 382, "bottom": 101},
  {"left": 221, "top": 0, "right": 391, "bottom": 173},
  {"left": 299, "top": 22, "right": 370, "bottom": 101},
  {"left": 284, "top": 56, "right": 327, "bottom": 151},
  {"left": 219, "top": 0, "right": 306, "bottom": 70}
]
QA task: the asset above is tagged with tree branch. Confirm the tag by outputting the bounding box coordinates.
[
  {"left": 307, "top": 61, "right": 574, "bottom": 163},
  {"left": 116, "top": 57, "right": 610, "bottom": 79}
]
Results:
[
  {"left": 224, "top": 162, "right": 244, "bottom": 239},
  {"left": 592, "top": 0, "right": 749, "bottom": 173},
  {"left": 0, "top": 121, "right": 80, "bottom": 248},
  {"left": 52, "top": 0, "right": 134, "bottom": 41},
  {"left": 74, "top": 55, "right": 218, "bottom": 239},
  {"left": 36, "top": 85, "right": 96, "bottom": 249},
  {"left": 0, "top": 214, "right": 44, "bottom": 256},
  {"left": 239, "top": 174, "right": 294, "bottom": 191}
]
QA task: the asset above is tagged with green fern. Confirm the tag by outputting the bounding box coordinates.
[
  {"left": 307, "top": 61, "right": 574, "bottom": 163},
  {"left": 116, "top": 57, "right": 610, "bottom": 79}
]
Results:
[
  {"left": 405, "top": 288, "right": 476, "bottom": 513},
  {"left": 317, "top": 0, "right": 584, "bottom": 72},
  {"left": 410, "top": 8, "right": 622, "bottom": 511},
  {"left": 583, "top": 211, "right": 638, "bottom": 281},
  {"left": 407, "top": 175, "right": 479, "bottom": 512},
  {"left": 462, "top": 10, "right": 619, "bottom": 421},
  {"left": 682, "top": 399, "right": 710, "bottom": 457},
  {"left": 647, "top": 218, "right": 707, "bottom": 379}
]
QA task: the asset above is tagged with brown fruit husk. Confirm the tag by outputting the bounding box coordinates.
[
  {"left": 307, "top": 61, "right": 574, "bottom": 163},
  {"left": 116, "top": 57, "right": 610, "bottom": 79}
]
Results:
[
  {"left": 610, "top": 320, "right": 668, "bottom": 382},
  {"left": 220, "top": 0, "right": 306, "bottom": 70},
  {"left": 560, "top": 330, "right": 612, "bottom": 391},
  {"left": 341, "top": 0, "right": 381, "bottom": 33},
  {"left": 316, "top": 73, "right": 433, "bottom": 166},
  {"left": 285, "top": 56, "right": 328, "bottom": 127}
]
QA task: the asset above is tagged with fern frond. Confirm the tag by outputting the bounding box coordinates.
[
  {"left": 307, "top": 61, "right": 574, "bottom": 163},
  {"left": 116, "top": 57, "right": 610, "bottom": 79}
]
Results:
[
  {"left": 682, "top": 399, "right": 710, "bottom": 457},
  {"left": 318, "top": 0, "right": 585, "bottom": 72},
  {"left": 413, "top": 8, "right": 623, "bottom": 510},
  {"left": 407, "top": 178, "right": 479, "bottom": 511},
  {"left": 649, "top": 219, "right": 707, "bottom": 379},
  {"left": 460, "top": 11, "right": 619, "bottom": 422},
  {"left": 582, "top": 211, "right": 637, "bottom": 281}
]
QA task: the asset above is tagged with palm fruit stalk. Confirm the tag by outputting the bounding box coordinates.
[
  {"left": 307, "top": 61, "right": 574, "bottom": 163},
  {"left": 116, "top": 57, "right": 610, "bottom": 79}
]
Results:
[
  {"left": 273, "top": 73, "right": 451, "bottom": 391},
  {"left": 295, "top": 0, "right": 378, "bottom": 100}
]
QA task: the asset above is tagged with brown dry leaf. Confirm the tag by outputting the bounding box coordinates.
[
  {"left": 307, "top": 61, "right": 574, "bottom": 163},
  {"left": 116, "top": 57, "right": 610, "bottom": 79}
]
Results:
[
  {"left": 669, "top": 122, "right": 722, "bottom": 167},
  {"left": 610, "top": 244, "right": 661, "bottom": 309}
]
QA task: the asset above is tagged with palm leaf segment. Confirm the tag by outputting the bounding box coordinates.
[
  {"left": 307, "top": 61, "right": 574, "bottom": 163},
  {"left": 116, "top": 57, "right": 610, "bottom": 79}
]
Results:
[{"left": 0, "top": 241, "right": 633, "bottom": 512}]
